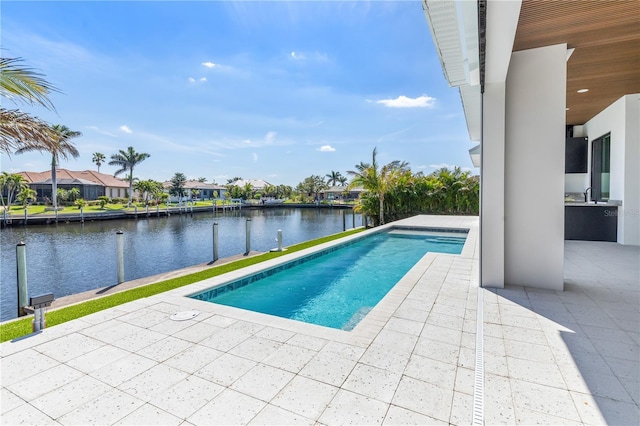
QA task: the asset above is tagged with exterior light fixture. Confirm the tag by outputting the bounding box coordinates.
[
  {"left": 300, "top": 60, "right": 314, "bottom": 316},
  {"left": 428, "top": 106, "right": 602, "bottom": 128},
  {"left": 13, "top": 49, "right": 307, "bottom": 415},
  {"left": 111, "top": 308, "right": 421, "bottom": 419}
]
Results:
[{"left": 577, "top": 89, "right": 589, "bottom": 93}]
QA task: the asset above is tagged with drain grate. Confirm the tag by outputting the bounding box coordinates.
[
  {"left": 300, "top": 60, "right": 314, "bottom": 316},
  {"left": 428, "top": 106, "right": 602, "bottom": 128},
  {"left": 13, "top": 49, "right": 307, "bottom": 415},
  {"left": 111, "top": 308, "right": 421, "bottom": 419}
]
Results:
[
  {"left": 170, "top": 310, "right": 200, "bottom": 321},
  {"left": 472, "top": 288, "right": 485, "bottom": 425}
]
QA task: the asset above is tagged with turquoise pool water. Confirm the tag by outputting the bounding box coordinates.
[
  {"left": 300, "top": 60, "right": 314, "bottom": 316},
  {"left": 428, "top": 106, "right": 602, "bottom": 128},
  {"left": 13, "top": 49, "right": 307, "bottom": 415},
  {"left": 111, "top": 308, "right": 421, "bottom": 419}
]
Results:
[{"left": 190, "top": 229, "right": 466, "bottom": 330}]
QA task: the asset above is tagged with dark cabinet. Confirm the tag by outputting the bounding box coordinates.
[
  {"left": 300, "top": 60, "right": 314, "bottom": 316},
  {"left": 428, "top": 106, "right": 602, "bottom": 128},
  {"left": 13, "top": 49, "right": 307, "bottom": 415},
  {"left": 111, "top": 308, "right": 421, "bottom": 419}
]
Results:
[
  {"left": 565, "top": 205, "right": 617, "bottom": 242},
  {"left": 565, "top": 137, "right": 588, "bottom": 173}
]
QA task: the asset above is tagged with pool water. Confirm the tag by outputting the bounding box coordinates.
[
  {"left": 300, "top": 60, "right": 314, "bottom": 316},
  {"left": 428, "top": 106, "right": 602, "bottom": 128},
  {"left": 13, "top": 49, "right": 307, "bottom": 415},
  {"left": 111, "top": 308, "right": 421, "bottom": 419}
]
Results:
[{"left": 190, "top": 230, "right": 466, "bottom": 330}]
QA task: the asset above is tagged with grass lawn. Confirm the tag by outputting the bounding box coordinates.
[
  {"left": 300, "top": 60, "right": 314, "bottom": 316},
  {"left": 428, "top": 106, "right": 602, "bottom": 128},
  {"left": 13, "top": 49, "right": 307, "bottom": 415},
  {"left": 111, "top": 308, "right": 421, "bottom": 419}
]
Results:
[{"left": 0, "top": 228, "right": 365, "bottom": 343}]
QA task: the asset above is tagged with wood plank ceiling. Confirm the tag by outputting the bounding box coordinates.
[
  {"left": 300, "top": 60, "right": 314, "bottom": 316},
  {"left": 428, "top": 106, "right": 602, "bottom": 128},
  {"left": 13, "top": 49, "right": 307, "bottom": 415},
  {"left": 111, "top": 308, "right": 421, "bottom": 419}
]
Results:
[{"left": 513, "top": 0, "right": 640, "bottom": 125}]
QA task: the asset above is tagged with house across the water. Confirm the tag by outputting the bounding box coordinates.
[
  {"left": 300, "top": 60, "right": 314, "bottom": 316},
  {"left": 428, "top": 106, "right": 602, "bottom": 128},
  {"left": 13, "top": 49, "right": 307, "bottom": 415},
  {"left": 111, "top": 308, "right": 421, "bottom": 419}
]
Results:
[{"left": 18, "top": 169, "right": 129, "bottom": 202}]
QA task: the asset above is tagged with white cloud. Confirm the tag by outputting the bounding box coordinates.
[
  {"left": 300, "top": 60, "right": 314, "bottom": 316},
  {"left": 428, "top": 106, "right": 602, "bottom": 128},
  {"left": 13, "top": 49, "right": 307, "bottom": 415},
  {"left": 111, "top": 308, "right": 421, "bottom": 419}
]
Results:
[
  {"left": 119, "top": 125, "right": 132, "bottom": 134},
  {"left": 252, "top": 152, "right": 258, "bottom": 163},
  {"left": 290, "top": 51, "right": 305, "bottom": 60},
  {"left": 188, "top": 77, "right": 196, "bottom": 83},
  {"left": 318, "top": 145, "right": 336, "bottom": 152},
  {"left": 199, "top": 77, "right": 207, "bottom": 82},
  {"left": 265, "top": 131, "right": 277, "bottom": 143},
  {"left": 202, "top": 61, "right": 217, "bottom": 68},
  {"left": 86, "top": 125, "right": 117, "bottom": 137},
  {"left": 375, "top": 95, "right": 436, "bottom": 108}
]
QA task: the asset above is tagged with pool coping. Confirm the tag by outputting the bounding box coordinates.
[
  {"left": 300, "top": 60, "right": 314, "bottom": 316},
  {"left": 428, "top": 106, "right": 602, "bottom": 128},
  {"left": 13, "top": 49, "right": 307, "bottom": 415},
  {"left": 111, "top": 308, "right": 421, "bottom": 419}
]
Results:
[{"left": 163, "top": 217, "right": 479, "bottom": 348}]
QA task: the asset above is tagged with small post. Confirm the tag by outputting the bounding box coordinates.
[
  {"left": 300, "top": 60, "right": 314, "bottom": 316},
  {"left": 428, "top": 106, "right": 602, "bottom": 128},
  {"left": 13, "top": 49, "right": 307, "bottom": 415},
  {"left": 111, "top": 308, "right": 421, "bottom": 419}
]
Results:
[
  {"left": 342, "top": 210, "right": 346, "bottom": 232},
  {"left": 364, "top": 216, "right": 368, "bottom": 228},
  {"left": 245, "top": 218, "right": 251, "bottom": 255},
  {"left": 213, "top": 222, "right": 219, "bottom": 262},
  {"left": 146, "top": 205, "right": 149, "bottom": 217},
  {"left": 134, "top": 205, "right": 138, "bottom": 218},
  {"left": 352, "top": 211, "right": 355, "bottom": 229},
  {"left": 16, "top": 242, "right": 28, "bottom": 317},
  {"left": 277, "top": 229, "right": 283, "bottom": 251},
  {"left": 156, "top": 204, "right": 160, "bottom": 217},
  {"left": 80, "top": 206, "right": 84, "bottom": 223},
  {"left": 190, "top": 202, "right": 193, "bottom": 216},
  {"left": 55, "top": 207, "right": 58, "bottom": 224},
  {"left": 116, "top": 230, "right": 125, "bottom": 284},
  {"left": 212, "top": 199, "right": 216, "bottom": 213},
  {"left": 24, "top": 208, "right": 28, "bottom": 224}
]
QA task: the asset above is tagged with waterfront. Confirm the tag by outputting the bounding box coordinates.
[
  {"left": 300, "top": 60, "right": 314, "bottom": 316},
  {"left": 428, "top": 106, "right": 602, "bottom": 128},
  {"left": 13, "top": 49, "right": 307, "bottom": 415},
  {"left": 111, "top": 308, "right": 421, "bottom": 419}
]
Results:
[{"left": 0, "top": 208, "right": 360, "bottom": 322}]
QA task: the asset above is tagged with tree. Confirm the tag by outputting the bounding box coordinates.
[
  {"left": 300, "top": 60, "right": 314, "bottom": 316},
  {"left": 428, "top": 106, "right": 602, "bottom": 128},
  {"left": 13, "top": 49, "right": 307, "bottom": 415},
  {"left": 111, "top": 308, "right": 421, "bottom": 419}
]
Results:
[
  {"left": 0, "top": 57, "right": 59, "bottom": 154},
  {"left": 0, "top": 172, "right": 28, "bottom": 211},
  {"left": 337, "top": 175, "right": 348, "bottom": 186},
  {"left": 67, "top": 187, "right": 81, "bottom": 202},
  {"left": 16, "top": 186, "right": 37, "bottom": 208},
  {"left": 109, "top": 146, "right": 150, "bottom": 206},
  {"left": 15, "top": 124, "right": 81, "bottom": 211},
  {"left": 133, "top": 179, "right": 163, "bottom": 205},
  {"left": 347, "top": 147, "right": 408, "bottom": 225},
  {"left": 169, "top": 172, "right": 187, "bottom": 201},
  {"left": 325, "top": 171, "right": 343, "bottom": 187},
  {"left": 197, "top": 177, "right": 207, "bottom": 183},
  {"left": 226, "top": 177, "right": 242, "bottom": 184},
  {"left": 296, "top": 175, "right": 328, "bottom": 202},
  {"left": 92, "top": 152, "right": 106, "bottom": 172},
  {"left": 242, "top": 183, "right": 254, "bottom": 200}
]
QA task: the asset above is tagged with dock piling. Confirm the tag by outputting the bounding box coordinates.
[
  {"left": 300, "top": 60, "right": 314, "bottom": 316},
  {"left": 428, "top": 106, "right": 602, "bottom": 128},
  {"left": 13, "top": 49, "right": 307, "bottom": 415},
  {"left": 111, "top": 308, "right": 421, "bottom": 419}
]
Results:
[
  {"left": 245, "top": 218, "right": 251, "bottom": 255},
  {"left": 16, "top": 242, "right": 28, "bottom": 317},
  {"left": 116, "top": 230, "right": 125, "bottom": 284},
  {"left": 213, "top": 222, "right": 219, "bottom": 262}
]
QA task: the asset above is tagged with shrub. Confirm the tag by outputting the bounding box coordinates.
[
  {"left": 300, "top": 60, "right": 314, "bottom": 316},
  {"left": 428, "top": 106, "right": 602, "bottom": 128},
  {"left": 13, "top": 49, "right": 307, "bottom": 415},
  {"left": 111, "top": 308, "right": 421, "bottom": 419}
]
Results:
[{"left": 74, "top": 198, "right": 87, "bottom": 209}]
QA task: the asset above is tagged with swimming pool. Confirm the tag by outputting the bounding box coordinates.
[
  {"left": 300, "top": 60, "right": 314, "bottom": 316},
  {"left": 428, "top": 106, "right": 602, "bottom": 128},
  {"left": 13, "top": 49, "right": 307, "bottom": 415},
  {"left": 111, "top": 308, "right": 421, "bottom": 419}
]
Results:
[{"left": 190, "top": 229, "right": 466, "bottom": 330}]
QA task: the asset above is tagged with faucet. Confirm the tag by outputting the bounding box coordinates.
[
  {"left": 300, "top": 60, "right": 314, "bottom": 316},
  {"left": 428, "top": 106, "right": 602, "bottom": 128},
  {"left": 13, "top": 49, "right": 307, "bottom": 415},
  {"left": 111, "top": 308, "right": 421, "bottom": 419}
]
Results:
[{"left": 584, "top": 187, "right": 591, "bottom": 202}]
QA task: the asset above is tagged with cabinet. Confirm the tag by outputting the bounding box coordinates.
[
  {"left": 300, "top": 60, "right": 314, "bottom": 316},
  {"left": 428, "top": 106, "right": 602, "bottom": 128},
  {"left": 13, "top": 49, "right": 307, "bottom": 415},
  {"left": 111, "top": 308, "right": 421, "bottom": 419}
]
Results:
[
  {"left": 565, "top": 137, "right": 588, "bottom": 173},
  {"left": 565, "top": 205, "right": 617, "bottom": 242}
]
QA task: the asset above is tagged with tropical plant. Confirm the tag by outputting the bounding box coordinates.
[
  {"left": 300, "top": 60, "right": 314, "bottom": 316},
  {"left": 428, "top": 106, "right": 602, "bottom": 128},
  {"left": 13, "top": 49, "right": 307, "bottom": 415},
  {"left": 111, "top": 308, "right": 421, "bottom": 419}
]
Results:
[
  {"left": 197, "top": 177, "right": 207, "bottom": 183},
  {"left": 16, "top": 186, "right": 37, "bottom": 207},
  {"left": 242, "top": 183, "right": 254, "bottom": 200},
  {"left": 97, "top": 195, "right": 110, "bottom": 209},
  {"left": 0, "top": 172, "right": 28, "bottom": 210},
  {"left": 56, "top": 188, "right": 68, "bottom": 204},
  {"left": 169, "top": 172, "right": 187, "bottom": 201},
  {"left": 109, "top": 146, "right": 150, "bottom": 206},
  {"left": 226, "top": 177, "right": 242, "bottom": 184},
  {"left": 134, "top": 179, "right": 163, "bottom": 206},
  {"left": 74, "top": 198, "right": 86, "bottom": 209},
  {"left": 347, "top": 147, "right": 408, "bottom": 225},
  {"left": 92, "top": 152, "right": 106, "bottom": 172},
  {"left": 0, "top": 57, "right": 59, "bottom": 154},
  {"left": 67, "top": 187, "right": 81, "bottom": 202},
  {"left": 15, "top": 124, "right": 81, "bottom": 211},
  {"left": 337, "top": 175, "right": 348, "bottom": 186},
  {"left": 325, "top": 170, "right": 343, "bottom": 187}
]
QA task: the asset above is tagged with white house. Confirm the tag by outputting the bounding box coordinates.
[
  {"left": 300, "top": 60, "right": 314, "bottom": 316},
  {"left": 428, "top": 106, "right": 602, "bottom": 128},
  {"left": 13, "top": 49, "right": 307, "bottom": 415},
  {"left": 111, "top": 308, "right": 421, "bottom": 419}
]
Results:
[{"left": 423, "top": 0, "right": 639, "bottom": 290}]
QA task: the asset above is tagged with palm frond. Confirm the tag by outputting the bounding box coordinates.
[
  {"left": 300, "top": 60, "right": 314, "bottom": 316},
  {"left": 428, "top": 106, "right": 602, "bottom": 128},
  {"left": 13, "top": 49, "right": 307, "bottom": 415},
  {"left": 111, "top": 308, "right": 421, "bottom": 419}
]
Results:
[
  {"left": 0, "top": 108, "right": 56, "bottom": 155},
  {"left": 0, "top": 57, "right": 59, "bottom": 110}
]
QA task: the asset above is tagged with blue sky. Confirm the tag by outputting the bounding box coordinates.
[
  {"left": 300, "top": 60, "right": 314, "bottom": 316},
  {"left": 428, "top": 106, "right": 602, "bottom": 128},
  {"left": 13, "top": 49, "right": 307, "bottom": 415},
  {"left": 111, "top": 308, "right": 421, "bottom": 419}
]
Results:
[{"left": 1, "top": 1, "right": 475, "bottom": 186}]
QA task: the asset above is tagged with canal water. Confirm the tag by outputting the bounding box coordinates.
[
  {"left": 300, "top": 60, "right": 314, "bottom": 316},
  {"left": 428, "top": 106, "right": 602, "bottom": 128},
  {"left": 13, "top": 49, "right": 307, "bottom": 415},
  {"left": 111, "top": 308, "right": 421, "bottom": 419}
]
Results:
[{"left": 0, "top": 208, "right": 360, "bottom": 322}]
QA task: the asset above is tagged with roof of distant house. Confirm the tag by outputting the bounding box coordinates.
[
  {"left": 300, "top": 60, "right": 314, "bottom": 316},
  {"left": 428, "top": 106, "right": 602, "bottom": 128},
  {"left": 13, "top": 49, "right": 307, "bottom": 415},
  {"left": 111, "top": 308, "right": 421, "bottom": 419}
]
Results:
[
  {"left": 229, "top": 178, "right": 272, "bottom": 189},
  {"left": 19, "top": 169, "right": 129, "bottom": 188},
  {"left": 162, "top": 180, "right": 226, "bottom": 190}
]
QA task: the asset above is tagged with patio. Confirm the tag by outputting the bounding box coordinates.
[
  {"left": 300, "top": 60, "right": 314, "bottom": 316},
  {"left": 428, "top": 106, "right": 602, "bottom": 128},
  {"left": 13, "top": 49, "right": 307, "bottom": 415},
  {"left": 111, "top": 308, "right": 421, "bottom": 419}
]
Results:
[{"left": 1, "top": 215, "right": 638, "bottom": 425}]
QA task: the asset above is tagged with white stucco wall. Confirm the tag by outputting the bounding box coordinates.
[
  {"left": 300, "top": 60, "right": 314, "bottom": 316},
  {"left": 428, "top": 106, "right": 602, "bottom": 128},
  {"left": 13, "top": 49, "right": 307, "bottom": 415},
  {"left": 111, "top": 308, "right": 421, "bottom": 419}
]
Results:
[
  {"left": 503, "top": 44, "right": 566, "bottom": 290},
  {"left": 481, "top": 82, "right": 506, "bottom": 288},
  {"left": 584, "top": 94, "right": 640, "bottom": 244}
]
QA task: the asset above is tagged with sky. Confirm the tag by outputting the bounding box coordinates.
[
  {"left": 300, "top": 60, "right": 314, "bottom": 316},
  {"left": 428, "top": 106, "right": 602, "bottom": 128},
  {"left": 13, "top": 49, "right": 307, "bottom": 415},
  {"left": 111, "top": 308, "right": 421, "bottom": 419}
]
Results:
[{"left": 1, "top": 0, "right": 476, "bottom": 187}]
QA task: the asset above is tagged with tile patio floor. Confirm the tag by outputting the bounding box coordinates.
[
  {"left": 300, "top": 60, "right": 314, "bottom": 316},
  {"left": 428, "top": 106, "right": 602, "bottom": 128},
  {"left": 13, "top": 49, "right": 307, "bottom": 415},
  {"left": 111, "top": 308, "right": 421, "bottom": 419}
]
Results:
[{"left": 1, "top": 216, "right": 638, "bottom": 425}]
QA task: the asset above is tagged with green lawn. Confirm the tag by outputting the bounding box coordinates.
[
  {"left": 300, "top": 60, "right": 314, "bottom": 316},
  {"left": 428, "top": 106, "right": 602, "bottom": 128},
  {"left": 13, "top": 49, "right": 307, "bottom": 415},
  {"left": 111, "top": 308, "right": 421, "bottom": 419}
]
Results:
[{"left": 0, "top": 228, "right": 365, "bottom": 343}]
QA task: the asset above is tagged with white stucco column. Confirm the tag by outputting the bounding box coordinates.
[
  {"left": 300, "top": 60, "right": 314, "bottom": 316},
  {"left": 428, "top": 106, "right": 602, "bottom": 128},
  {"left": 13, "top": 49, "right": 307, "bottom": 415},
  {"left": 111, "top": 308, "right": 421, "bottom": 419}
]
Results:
[
  {"left": 504, "top": 44, "right": 567, "bottom": 290},
  {"left": 481, "top": 82, "right": 506, "bottom": 288}
]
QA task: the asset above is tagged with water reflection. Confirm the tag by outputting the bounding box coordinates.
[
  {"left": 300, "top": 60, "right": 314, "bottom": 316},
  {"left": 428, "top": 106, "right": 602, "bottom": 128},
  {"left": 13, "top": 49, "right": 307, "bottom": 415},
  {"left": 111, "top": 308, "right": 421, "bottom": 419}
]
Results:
[{"left": 0, "top": 208, "right": 360, "bottom": 321}]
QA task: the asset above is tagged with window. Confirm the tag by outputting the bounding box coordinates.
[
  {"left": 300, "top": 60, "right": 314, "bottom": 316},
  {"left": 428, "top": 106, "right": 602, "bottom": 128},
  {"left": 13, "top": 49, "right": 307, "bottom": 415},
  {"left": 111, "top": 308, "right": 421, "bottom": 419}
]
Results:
[{"left": 591, "top": 133, "right": 611, "bottom": 201}]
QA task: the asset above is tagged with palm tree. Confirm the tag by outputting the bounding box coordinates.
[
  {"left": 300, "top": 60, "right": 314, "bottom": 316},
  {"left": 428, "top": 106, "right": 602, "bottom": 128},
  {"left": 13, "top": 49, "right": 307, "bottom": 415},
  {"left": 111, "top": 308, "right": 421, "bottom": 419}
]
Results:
[
  {"left": 109, "top": 146, "right": 150, "bottom": 206},
  {"left": 347, "top": 147, "right": 408, "bottom": 226},
  {"left": 325, "top": 170, "right": 343, "bottom": 187},
  {"left": 92, "top": 152, "right": 106, "bottom": 172},
  {"left": 337, "top": 175, "right": 348, "bottom": 186},
  {"left": 0, "top": 57, "right": 59, "bottom": 154},
  {"left": 0, "top": 172, "right": 28, "bottom": 211},
  {"left": 15, "top": 124, "right": 81, "bottom": 211}
]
